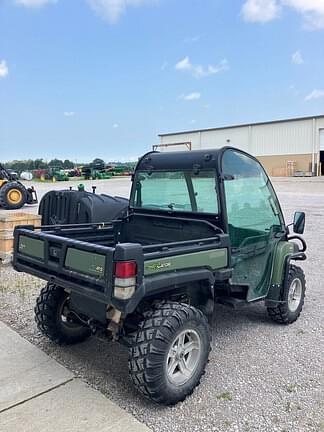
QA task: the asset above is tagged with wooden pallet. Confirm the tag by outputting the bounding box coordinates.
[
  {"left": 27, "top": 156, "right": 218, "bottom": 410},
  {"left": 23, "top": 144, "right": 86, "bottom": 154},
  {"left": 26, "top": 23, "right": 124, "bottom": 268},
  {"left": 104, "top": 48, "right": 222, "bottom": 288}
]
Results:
[{"left": 0, "top": 212, "right": 41, "bottom": 264}]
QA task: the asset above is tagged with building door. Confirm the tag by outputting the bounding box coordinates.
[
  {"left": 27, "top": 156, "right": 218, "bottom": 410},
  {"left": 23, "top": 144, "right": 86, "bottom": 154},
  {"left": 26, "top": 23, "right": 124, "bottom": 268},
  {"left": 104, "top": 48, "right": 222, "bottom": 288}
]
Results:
[{"left": 320, "top": 130, "right": 324, "bottom": 175}]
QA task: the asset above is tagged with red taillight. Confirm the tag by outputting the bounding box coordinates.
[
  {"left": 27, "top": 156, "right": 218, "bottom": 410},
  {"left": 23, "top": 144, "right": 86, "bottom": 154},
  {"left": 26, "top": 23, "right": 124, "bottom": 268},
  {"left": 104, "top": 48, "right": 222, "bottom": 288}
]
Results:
[{"left": 114, "top": 261, "right": 137, "bottom": 278}]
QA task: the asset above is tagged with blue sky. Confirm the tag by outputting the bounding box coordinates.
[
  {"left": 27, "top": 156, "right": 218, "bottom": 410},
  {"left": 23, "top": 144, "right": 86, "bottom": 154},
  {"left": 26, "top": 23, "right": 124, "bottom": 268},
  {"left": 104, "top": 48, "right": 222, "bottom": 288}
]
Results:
[{"left": 1, "top": 0, "right": 324, "bottom": 162}]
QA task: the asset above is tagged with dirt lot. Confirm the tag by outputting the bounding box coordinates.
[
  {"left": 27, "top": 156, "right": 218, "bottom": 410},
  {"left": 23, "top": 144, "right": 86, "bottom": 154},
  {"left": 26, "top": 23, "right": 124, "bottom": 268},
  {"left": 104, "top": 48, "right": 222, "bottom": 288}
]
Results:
[{"left": 0, "top": 177, "right": 323, "bottom": 432}]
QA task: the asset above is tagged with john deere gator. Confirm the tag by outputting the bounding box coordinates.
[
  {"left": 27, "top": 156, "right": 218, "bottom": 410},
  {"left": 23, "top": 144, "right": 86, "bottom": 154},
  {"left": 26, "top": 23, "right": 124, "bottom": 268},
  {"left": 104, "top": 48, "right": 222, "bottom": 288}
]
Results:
[{"left": 12, "top": 148, "right": 306, "bottom": 405}]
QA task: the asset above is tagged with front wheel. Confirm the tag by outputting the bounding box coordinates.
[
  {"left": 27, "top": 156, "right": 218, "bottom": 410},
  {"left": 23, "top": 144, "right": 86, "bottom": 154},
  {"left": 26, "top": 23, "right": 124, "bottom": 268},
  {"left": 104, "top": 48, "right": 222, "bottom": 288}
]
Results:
[
  {"left": 267, "top": 265, "right": 306, "bottom": 324},
  {"left": 0, "top": 182, "right": 27, "bottom": 210},
  {"left": 35, "top": 283, "right": 91, "bottom": 344},
  {"left": 128, "top": 301, "right": 211, "bottom": 405}
]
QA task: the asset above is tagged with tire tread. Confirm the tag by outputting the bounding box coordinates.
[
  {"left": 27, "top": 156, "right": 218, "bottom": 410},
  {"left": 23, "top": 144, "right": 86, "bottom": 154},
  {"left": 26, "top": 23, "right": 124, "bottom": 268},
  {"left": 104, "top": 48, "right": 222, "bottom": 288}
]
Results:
[
  {"left": 0, "top": 182, "right": 27, "bottom": 210},
  {"left": 128, "top": 301, "right": 211, "bottom": 405},
  {"left": 34, "top": 283, "right": 91, "bottom": 344},
  {"left": 267, "top": 265, "right": 306, "bottom": 324}
]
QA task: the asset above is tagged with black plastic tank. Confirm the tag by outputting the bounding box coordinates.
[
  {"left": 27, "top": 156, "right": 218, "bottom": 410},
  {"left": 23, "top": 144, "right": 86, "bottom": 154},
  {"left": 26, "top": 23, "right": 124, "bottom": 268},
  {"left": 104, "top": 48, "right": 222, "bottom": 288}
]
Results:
[{"left": 39, "top": 190, "right": 129, "bottom": 225}]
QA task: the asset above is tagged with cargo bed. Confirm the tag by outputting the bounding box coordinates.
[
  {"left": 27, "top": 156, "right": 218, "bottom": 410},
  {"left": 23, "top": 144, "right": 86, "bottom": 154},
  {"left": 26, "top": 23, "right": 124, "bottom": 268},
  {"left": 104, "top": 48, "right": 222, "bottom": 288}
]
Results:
[{"left": 13, "top": 213, "right": 230, "bottom": 314}]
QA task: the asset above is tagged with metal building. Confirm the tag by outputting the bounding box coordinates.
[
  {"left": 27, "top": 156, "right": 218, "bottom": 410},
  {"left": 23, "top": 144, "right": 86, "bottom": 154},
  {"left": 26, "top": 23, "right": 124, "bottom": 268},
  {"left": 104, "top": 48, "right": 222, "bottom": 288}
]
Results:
[{"left": 158, "top": 115, "right": 324, "bottom": 176}]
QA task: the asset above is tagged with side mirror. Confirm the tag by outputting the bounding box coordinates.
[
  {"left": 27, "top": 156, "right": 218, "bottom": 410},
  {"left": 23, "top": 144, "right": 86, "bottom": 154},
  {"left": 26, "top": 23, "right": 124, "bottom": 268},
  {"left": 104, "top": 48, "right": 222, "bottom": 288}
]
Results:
[{"left": 293, "top": 211, "right": 305, "bottom": 234}]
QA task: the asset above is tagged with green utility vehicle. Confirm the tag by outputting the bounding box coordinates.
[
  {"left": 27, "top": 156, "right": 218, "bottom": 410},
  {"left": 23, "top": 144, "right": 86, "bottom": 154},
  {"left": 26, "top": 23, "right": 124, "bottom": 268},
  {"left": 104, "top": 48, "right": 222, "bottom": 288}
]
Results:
[{"left": 13, "top": 148, "right": 306, "bottom": 405}]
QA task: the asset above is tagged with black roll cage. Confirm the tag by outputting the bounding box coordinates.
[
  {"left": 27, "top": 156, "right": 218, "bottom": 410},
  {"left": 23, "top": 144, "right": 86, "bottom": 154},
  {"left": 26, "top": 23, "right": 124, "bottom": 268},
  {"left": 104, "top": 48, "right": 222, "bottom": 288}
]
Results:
[{"left": 129, "top": 146, "right": 287, "bottom": 237}]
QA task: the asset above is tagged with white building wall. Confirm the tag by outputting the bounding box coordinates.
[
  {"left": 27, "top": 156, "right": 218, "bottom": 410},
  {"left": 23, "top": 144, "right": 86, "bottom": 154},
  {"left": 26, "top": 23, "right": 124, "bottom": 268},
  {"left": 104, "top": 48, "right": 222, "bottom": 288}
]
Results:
[
  {"left": 320, "top": 129, "right": 324, "bottom": 150},
  {"left": 316, "top": 117, "right": 324, "bottom": 154},
  {"left": 200, "top": 127, "right": 249, "bottom": 151},
  {"left": 159, "top": 132, "right": 200, "bottom": 150},
  {"left": 251, "top": 119, "right": 313, "bottom": 156},
  {"left": 159, "top": 116, "right": 324, "bottom": 157}
]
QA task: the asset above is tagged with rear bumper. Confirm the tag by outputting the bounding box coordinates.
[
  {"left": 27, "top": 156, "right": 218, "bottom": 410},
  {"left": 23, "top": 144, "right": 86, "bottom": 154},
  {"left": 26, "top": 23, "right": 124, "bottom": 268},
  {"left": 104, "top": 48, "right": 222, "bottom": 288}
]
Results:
[
  {"left": 13, "top": 226, "right": 115, "bottom": 306},
  {"left": 13, "top": 226, "right": 145, "bottom": 318},
  {"left": 14, "top": 258, "right": 145, "bottom": 317}
]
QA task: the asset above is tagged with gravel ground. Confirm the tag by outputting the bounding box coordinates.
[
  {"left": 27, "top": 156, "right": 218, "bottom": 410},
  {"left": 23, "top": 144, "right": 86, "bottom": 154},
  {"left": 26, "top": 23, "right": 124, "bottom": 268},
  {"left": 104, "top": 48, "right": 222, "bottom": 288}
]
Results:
[{"left": 1, "top": 177, "right": 324, "bottom": 432}]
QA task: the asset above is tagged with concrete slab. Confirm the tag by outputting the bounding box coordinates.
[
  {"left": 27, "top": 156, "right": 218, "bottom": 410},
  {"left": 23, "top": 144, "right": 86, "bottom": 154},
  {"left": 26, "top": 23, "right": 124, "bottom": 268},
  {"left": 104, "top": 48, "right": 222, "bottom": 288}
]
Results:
[
  {"left": 0, "top": 322, "right": 73, "bottom": 412},
  {"left": 112, "top": 415, "right": 154, "bottom": 432},
  {"left": 0, "top": 320, "right": 38, "bottom": 355},
  {"left": 0, "top": 379, "right": 151, "bottom": 432},
  {"left": 0, "top": 322, "right": 150, "bottom": 432}
]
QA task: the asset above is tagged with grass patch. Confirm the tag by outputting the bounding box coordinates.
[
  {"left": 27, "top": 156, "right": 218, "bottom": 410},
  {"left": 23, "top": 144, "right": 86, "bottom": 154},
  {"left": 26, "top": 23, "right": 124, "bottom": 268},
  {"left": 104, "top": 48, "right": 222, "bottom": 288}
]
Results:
[
  {"left": 216, "top": 391, "right": 233, "bottom": 401},
  {"left": 0, "top": 268, "right": 42, "bottom": 299}
]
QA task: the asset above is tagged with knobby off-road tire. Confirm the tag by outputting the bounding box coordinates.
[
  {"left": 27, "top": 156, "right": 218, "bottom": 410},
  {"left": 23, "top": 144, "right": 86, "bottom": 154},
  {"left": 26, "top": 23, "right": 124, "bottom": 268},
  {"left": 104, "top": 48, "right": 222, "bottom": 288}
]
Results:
[
  {"left": 0, "top": 182, "right": 27, "bottom": 210},
  {"left": 267, "top": 265, "right": 306, "bottom": 324},
  {"left": 128, "top": 301, "right": 211, "bottom": 405},
  {"left": 35, "top": 283, "right": 91, "bottom": 344}
]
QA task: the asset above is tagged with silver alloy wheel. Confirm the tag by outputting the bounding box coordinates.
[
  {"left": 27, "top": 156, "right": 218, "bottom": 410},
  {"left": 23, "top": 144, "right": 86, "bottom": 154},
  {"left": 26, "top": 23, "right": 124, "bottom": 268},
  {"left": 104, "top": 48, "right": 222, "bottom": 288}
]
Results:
[
  {"left": 288, "top": 278, "right": 303, "bottom": 313},
  {"left": 166, "top": 329, "right": 201, "bottom": 386}
]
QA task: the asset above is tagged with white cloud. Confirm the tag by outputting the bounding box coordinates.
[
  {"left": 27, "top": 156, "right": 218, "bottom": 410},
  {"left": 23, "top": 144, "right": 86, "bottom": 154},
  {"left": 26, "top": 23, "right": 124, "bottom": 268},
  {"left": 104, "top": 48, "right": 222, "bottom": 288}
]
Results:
[
  {"left": 0, "top": 60, "right": 8, "bottom": 79},
  {"left": 283, "top": 0, "right": 324, "bottom": 29},
  {"left": 87, "top": 0, "right": 156, "bottom": 23},
  {"left": 175, "top": 56, "right": 192, "bottom": 71},
  {"left": 184, "top": 35, "right": 202, "bottom": 43},
  {"left": 64, "top": 111, "right": 75, "bottom": 117},
  {"left": 289, "top": 84, "right": 301, "bottom": 95},
  {"left": 194, "top": 59, "right": 229, "bottom": 78},
  {"left": 305, "top": 89, "right": 324, "bottom": 101},
  {"left": 16, "top": 0, "right": 57, "bottom": 7},
  {"left": 180, "top": 92, "right": 201, "bottom": 101},
  {"left": 242, "top": 0, "right": 324, "bottom": 29},
  {"left": 291, "top": 50, "right": 304, "bottom": 64},
  {"left": 241, "top": 0, "right": 281, "bottom": 22},
  {"left": 113, "top": 123, "right": 119, "bottom": 128},
  {"left": 175, "top": 57, "right": 229, "bottom": 79},
  {"left": 303, "top": 13, "right": 324, "bottom": 29}
]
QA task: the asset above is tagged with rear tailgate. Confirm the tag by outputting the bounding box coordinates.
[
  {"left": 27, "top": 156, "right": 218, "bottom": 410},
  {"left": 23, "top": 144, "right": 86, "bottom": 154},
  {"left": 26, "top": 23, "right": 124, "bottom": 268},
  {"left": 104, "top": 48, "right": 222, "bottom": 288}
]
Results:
[{"left": 13, "top": 227, "right": 115, "bottom": 304}]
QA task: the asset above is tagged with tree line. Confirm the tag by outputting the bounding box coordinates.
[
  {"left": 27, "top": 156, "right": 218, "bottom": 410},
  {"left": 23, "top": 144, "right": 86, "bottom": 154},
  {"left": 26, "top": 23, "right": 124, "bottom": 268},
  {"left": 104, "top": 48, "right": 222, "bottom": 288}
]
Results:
[
  {"left": 4, "top": 158, "right": 135, "bottom": 173},
  {"left": 4, "top": 159, "right": 76, "bottom": 172}
]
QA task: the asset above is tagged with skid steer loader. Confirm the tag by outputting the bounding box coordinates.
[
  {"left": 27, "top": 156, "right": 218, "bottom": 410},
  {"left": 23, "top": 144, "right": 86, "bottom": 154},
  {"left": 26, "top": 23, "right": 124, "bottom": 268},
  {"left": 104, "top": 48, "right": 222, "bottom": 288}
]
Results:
[{"left": 0, "top": 164, "right": 38, "bottom": 210}]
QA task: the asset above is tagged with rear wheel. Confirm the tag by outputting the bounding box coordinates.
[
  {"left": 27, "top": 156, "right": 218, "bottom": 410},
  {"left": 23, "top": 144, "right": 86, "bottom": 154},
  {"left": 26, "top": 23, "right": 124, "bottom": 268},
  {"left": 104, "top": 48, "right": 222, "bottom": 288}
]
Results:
[
  {"left": 267, "top": 265, "right": 306, "bottom": 324},
  {"left": 0, "top": 182, "right": 27, "bottom": 209},
  {"left": 128, "top": 301, "right": 211, "bottom": 405},
  {"left": 35, "top": 283, "right": 91, "bottom": 344}
]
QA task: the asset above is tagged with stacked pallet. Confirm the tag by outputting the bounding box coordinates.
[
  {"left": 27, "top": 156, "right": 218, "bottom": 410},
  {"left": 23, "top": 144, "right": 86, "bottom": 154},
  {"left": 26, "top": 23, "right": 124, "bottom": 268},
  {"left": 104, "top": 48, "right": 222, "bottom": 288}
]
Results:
[{"left": 0, "top": 213, "right": 41, "bottom": 265}]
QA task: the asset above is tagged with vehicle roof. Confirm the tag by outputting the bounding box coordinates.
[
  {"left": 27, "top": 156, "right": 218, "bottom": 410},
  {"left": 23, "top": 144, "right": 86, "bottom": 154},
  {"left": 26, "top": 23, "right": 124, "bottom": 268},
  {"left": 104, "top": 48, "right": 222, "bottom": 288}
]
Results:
[{"left": 136, "top": 149, "right": 225, "bottom": 171}]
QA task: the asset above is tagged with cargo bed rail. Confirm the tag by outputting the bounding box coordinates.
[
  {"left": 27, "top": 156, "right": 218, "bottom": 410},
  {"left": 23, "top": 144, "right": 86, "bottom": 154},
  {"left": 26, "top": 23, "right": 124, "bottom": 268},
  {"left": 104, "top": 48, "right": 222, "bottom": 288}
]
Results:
[{"left": 13, "top": 227, "right": 115, "bottom": 303}]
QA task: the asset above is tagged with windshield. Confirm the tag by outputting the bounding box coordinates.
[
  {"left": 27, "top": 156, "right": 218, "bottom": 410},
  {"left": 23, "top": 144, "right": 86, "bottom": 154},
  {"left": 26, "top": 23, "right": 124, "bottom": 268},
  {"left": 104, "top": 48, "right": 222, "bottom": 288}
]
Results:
[{"left": 131, "top": 170, "right": 219, "bottom": 214}]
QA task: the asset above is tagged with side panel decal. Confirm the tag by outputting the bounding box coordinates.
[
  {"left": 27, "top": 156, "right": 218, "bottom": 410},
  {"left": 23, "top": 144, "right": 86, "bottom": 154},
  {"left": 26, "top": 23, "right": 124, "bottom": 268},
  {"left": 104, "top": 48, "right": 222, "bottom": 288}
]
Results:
[{"left": 144, "top": 248, "right": 228, "bottom": 276}]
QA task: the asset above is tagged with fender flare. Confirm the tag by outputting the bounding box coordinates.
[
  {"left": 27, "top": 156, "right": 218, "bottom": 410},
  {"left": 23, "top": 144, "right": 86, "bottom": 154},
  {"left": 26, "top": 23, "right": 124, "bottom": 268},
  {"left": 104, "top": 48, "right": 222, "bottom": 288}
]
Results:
[
  {"left": 265, "top": 242, "right": 306, "bottom": 307},
  {"left": 122, "top": 268, "right": 216, "bottom": 315}
]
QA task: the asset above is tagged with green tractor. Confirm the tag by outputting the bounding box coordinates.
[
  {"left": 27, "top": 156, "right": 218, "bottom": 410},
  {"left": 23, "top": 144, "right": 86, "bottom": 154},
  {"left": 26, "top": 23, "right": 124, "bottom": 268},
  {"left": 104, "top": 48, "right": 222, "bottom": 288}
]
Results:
[
  {"left": 81, "top": 161, "right": 112, "bottom": 180},
  {"left": 0, "top": 164, "right": 38, "bottom": 210},
  {"left": 47, "top": 167, "right": 69, "bottom": 182}
]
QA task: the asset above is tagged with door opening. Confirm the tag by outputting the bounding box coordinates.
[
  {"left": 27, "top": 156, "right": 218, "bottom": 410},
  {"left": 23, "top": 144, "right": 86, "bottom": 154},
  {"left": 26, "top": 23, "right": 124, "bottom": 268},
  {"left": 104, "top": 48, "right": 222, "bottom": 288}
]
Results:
[
  {"left": 320, "top": 151, "right": 324, "bottom": 176},
  {"left": 320, "top": 130, "right": 324, "bottom": 176}
]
